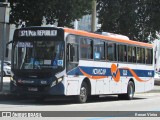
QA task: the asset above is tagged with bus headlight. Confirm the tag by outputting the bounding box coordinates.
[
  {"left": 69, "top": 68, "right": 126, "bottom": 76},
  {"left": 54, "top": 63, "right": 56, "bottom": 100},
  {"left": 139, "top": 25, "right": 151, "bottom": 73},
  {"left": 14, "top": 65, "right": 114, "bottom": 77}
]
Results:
[
  {"left": 10, "top": 76, "right": 13, "bottom": 81},
  {"left": 57, "top": 77, "right": 63, "bottom": 83},
  {"left": 51, "top": 77, "right": 63, "bottom": 87}
]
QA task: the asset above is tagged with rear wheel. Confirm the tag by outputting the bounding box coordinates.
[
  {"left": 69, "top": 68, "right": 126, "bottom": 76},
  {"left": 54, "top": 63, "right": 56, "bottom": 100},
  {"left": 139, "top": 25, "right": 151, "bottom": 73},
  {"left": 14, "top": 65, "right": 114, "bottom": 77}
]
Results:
[
  {"left": 77, "top": 82, "right": 88, "bottom": 103},
  {"left": 118, "top": 81, "right": 134, "bottom": 100},
  {"left": 127, "top": 81, "right": 135, "bottom": 100}
]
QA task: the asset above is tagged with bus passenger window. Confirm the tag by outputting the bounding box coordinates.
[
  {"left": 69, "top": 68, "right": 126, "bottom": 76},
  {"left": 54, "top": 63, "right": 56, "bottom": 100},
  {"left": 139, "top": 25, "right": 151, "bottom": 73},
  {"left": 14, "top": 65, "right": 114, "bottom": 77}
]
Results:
[
  {"left": 124, "top": 45, "right": 127, "bottom": 62},
  {"left": 142, "top": 48, "right": 145, "bottom": 64},
  {"left": 67, "top": 43, "right": 78, "bottom": 62},
  {"left": 118, "top": 45, "right": 124, "bottom": 62},
  {"left": 107, "top": 42, "right": 116, "bottom": 61},
  {"left": 132, "top": 47, "right": 136, "bottom": 63},
  {"left": 145, "top": 49, "right": 148, "bottom": 64},
  {"left": 128, "top": 46, "right": 132, "bottom": 62},
  {"left": 137, "top": 47, "right": 141, "bottom": 63},
  {"left": 66, "top": 35, "right": 79, "bottom": 72},
  {"left": 94, "top": 40, "right": 105, "bottom": 60},
  {"left": 146, "top": 49, "right": 152, "bottom": 64},
  {"left": 137, "top": 47, "right": 145, "bottom": 64},
  {"left": 105, "top": 42, "right": 108, "bottom": 61},
  {"left": 80, "top": 38, "right": 93, "bottom": 60}
]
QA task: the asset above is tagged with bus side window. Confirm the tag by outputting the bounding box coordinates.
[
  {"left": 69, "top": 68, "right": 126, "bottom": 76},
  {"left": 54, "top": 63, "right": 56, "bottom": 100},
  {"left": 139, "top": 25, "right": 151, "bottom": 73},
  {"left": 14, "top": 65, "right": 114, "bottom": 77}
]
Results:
[
  {"left": 124, "top": 45, "right": 127, "bottom": 62},
  {"left": 142, "top": 48, "right": 145, "bottom": 64},
  {"left": 67, "top": 43, "right": 78, "bottom": 62},
  {"left": 128, "top": 46, "right": 132, "bottom": 62},
  {"left": 145, "top": 48, "right": 148, "bottom": 64},
  {"left": 146, "top": 49, "right": 152, "bottom": 64},
  {"left": 94, "top": 40, "right": 105, "bottom": 60},
  {"left": 136, "top": 47, "right": 145, "bottom": 64},
  {"left": 132, "top": 47, "right": 136, "bottom": 63},
  {"left": 105, "top": 42, "right": 108, "bottom": 61},
  {"left": 107, "top": 42, "right": 115, "bottom": 61},
  {"left": 80, "top": 38, "right": 93, "bottom": 60},
  {"left": 66, "top": 35, "right": 79, "bottom": 72},
  {"left": 118, "top": 44, "right": 124, "bottom": 62}
]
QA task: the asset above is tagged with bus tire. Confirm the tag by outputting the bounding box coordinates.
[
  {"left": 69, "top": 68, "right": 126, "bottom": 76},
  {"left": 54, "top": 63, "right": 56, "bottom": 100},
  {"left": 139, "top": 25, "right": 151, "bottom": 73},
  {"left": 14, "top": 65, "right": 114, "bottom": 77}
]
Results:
[
  {"left": 77, "top": 82, "right": 88, "bottom": 103},
  {"left": 118, "top": 81, "right": 134, "bottom": 100}
]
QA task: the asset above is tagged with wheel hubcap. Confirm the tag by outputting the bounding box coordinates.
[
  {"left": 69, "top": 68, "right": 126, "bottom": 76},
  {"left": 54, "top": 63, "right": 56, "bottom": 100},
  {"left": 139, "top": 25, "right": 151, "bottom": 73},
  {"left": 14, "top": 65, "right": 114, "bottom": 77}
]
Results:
[
  {"left": 129, "top": 85, "right": 133, "bottom": 98},
  {"left": 80, "top": 87, "right": 87, "bottom": 99}
]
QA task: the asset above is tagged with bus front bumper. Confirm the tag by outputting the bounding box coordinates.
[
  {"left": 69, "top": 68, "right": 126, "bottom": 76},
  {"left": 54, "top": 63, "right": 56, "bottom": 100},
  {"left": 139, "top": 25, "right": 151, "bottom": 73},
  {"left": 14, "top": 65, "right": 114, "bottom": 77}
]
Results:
[{"left": 10, "top": 81, "right": 65, "bottom": 96}]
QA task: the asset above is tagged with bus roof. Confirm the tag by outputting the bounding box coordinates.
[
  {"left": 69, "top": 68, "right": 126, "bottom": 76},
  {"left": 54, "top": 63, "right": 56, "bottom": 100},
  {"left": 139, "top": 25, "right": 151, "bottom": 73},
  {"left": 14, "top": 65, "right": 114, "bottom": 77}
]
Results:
[{"left": 64, "top": 28, "right": 152, "bottom": 48}]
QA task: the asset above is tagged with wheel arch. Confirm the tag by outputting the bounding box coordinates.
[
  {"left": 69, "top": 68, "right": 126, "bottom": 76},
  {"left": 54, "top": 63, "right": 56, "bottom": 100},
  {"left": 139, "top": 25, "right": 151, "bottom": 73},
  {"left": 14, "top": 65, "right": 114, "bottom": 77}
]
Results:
[{"left": 82, "top": 77, "right": 91, "bottom": 95}]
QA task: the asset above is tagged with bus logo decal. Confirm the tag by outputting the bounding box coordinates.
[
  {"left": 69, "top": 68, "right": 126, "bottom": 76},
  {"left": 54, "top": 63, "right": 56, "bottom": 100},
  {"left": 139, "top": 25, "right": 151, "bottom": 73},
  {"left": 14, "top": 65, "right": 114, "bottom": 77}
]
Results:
[
  {"left": 93, "top": 69, "right": 106, "bottom": 75},
  {"left": 111, "top": 64, "right": 120, "bottom": 82},
  {"left": 79, "top": 67, "right": 106, "bottom": 80}
]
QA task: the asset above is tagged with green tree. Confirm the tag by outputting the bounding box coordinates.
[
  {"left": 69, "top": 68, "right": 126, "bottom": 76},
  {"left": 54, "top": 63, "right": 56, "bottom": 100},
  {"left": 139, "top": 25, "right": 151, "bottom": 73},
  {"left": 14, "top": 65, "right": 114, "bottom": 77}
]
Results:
[
  {"left": 9, "top": 0, "right": 92, "bottom": 27},
  {"left": 97, "top": 0, "right": 138, "bottom": 40},
  {"left": 145, "top": 0, "right": 160, "bottom": 39},
  {"left": 97, "top": 0, "right": 160, "bottom": 42},
  {"left": 46, "top": 0, "right": 92, "bottom": 27},
  {"left": 9, "top": 0, "right": 51, "bottom": 26}
]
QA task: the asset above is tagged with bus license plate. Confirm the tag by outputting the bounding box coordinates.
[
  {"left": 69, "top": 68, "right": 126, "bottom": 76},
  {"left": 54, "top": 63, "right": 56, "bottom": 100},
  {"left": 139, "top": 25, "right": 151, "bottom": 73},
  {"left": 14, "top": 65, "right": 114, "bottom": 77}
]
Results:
[{"left": 28, "top": 87, "right": 38, "bottom": 92}]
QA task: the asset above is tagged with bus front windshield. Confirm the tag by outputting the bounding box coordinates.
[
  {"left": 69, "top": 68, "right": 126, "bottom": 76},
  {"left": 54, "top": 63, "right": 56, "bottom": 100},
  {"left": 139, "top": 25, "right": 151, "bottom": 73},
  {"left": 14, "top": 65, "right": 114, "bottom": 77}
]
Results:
[{"left": 13, "top": 40, "right": 64, "bottom": 71}]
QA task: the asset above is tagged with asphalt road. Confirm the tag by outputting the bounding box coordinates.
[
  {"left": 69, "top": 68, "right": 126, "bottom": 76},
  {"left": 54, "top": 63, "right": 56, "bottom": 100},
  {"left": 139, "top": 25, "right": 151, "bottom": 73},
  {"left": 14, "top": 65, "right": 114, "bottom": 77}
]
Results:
[{"left": 0, "top": 77, "right": 160, "bottom": 120}]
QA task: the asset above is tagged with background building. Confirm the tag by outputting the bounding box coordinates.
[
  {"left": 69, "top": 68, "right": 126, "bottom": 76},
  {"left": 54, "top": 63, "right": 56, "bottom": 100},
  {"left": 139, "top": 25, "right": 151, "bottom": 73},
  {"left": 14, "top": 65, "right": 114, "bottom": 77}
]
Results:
[
  {"left": 0, "top": 1, "right": 10, "bottom": 61},
  {"left": 74, "top": 15, "right": 98, "bottom": 32}
]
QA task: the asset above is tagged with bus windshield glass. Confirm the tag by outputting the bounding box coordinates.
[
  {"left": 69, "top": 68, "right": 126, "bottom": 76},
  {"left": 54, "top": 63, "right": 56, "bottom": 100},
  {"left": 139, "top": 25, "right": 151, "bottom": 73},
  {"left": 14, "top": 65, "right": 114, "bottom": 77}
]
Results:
[{"left": 13, "top": 40, "right": 64, "bottom": 71}]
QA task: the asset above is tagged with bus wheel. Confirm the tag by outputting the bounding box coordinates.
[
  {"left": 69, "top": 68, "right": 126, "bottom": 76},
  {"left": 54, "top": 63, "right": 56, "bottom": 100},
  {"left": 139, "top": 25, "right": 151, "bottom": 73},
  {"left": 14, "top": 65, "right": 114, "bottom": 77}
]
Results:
[
  {"left": 127, "top": 81, "right": 135, "bottom": 100},
  {"left": 77, "top": 82, "right": 88, "bottom": 103},
  {"left": 118, "top": 81, "right": 134, "bottom": 100}
]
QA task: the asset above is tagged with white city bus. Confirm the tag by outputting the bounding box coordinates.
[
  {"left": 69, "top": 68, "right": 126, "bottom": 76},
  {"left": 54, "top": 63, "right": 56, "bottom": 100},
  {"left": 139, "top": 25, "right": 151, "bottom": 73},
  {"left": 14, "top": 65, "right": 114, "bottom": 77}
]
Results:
[{"left": 9, "top": 27, "right": 154, "bottom": 103}]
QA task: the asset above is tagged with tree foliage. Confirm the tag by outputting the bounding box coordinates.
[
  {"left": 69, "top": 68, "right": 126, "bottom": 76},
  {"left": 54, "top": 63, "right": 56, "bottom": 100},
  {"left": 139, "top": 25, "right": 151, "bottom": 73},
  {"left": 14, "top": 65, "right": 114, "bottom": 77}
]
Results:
[
  {"left": 9, "top": 0, "right": 92, "bottom": 27},
  {"left": 97, "top": 0, "right": 160, "bottom": 42}
]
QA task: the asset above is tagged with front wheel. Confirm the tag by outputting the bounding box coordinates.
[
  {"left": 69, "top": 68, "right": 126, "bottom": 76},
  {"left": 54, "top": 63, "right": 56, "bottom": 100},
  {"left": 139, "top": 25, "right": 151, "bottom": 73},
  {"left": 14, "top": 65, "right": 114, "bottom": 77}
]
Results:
[
  {"left": 76, "top": 82, "right": 88, "bottom": 103},
  {"left": 118, "top": 81, "right": 135, "bottom": 100}
]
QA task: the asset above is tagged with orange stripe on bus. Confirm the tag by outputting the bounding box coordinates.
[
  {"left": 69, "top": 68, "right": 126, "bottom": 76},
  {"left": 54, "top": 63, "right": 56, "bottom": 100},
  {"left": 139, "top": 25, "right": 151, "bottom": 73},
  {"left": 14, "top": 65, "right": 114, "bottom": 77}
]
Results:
[
  {"left": 121, "top": 67, "right": 152, "bottom": 82},
  {"left": 79, "top": 66, "right": 152, "bottom": 82},
  {"left": 64, "top": 28, "right": 152, "bottom": 48}
]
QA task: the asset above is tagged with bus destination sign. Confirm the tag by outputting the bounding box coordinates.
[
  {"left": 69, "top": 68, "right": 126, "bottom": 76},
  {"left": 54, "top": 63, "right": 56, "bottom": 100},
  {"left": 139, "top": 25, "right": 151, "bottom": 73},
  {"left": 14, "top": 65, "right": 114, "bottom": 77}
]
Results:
[{"left": 19, "top": 30, "right": 57, "bottom": 37}]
